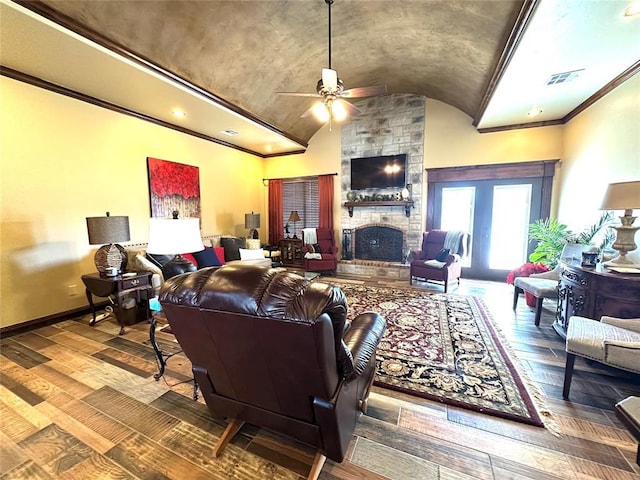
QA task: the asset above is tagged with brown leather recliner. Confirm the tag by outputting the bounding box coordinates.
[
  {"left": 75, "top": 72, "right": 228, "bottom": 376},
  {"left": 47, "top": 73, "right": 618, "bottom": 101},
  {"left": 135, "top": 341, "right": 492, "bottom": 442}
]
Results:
[{"left": 159, "top": 264, "right": 386, "bottom": 480}]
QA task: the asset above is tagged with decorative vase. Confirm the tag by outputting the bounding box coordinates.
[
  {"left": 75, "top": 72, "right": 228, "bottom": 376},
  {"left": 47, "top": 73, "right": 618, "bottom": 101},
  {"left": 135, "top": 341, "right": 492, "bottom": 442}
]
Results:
[
  {"left": 524, "top": 291, "right": 537, "bottom": 307},
  {"left": 346, "top": 191, "right": 357, "bottom": 202}
]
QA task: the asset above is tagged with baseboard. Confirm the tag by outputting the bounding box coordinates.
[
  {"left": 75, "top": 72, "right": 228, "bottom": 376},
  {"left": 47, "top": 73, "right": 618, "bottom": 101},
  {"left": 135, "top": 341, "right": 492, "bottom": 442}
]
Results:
[{"left": 0, "top": 300, "right": 109, "bottom": 337}]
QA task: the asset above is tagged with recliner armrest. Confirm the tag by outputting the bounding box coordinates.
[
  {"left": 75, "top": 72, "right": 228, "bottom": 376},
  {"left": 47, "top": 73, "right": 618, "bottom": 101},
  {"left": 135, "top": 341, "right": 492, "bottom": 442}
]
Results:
[
  {"left": 343, "top": 312, "right": 386, "bottom": 379},
  {"left": 411, "top": 249, "right": 424, "bottom": 260}
]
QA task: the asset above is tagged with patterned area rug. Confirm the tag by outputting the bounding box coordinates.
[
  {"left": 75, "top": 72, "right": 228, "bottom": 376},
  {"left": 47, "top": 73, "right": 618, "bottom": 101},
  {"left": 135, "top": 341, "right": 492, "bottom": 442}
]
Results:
[{"left": 337, "top": 283, "right": 546, "bottom": 427}]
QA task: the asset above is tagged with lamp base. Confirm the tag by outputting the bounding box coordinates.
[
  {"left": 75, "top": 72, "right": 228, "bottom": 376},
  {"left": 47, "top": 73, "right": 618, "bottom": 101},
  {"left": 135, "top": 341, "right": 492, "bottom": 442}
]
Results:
[
  {"left": 603, "top": 224, "right": 640, "bottom": 268},
  {"left": 249, "top": 228, "right": 259, "bottom": 239},
  {"left": 161, "top": 254, "right": 197, "bottom": 280},
  {"left": 95, "top": 243, "right": 127, "bottom": 275}
]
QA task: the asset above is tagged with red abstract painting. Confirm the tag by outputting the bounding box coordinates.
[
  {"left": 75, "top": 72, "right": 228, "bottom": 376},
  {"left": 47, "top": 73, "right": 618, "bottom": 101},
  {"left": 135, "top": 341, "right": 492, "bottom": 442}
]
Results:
[{"left": 147, "top": 157, "right": 201, "bottom": 219}]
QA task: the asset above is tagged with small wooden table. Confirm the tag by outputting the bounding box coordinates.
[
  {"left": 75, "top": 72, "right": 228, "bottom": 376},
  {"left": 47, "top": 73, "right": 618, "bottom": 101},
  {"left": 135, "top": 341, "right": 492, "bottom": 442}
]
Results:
[
  {"left": 280, "top": 238, "right": 303, "bottom": 267},
  {"left": 149, "top": 311, "right": 199, "bottom": 400},
  {"left": 81, "top": 271, "right": 153, "bottom": 335}
]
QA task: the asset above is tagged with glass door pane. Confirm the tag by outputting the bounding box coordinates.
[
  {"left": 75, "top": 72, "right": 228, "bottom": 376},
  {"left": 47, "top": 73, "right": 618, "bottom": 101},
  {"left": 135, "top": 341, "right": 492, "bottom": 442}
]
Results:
[
  {"left": 489, "top": 184, "right": 532, "bottom": 269},
  {"left": 440, "top": 187, "right": 475, "bottom": 267}
]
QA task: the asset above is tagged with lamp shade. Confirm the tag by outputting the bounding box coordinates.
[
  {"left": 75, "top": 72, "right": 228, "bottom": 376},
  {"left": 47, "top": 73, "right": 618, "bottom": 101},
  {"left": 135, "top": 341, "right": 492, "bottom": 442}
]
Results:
[
  {"left": 600, "top": 181, "right": 640, "bottom": 210},
  {"left": 244, "top": 213, "right": 260, "bottom": 229},
  {"left": 147, "top": 218, "right": 204, "bottom": 255},
  {"left": 86, "top": 213, "right": 130, "bottom": 244},
  {"left": 288, "top": 210, "right": 301, "bottom": 222}
]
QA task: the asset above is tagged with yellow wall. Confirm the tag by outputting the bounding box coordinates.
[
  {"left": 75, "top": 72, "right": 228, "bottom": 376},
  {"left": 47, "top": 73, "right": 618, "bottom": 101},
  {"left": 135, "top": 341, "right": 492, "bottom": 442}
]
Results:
[
  {"left": 559, "top": 73, "right": 640, "bottom": 262},
  {"left": 1, "top": 77, "right": 264, "bottom": 328},
  {"left": 424, "top": 99, "right": 564, "bottom": 168},
  {"left": 560, "top": 74, "right": 640, "bottom": 224}
]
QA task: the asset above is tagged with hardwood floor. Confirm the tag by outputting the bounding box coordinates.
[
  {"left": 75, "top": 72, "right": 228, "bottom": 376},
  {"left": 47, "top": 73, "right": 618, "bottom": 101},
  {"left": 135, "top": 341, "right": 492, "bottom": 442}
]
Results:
[{"left": 1, "top": 275, "right": 639, "bottom": 479}]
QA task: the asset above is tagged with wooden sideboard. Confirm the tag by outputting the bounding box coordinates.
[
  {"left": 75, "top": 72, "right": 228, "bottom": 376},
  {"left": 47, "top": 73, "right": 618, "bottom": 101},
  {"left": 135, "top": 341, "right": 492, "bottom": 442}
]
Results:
[{"left": 554, "top": 260, "right": 640, "bottom": 338}]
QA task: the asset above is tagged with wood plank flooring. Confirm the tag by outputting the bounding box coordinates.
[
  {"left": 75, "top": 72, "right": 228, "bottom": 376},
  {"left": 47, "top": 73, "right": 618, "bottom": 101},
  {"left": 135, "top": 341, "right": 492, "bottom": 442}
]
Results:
[{"left": 1, "top": 275, "right": 639, "bottom": 479}]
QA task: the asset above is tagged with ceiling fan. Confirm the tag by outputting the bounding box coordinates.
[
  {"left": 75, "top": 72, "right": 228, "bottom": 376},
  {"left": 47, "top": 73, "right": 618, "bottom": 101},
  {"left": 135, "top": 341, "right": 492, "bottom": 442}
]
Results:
[{"left": 277, "top": 0, "right": 387, "bottom": 126}]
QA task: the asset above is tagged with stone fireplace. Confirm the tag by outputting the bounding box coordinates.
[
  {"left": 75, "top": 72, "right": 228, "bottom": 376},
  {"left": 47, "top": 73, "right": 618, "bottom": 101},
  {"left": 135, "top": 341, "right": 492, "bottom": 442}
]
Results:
[{"left": 337, "top": 94, "right": 425, "bottom": 279}]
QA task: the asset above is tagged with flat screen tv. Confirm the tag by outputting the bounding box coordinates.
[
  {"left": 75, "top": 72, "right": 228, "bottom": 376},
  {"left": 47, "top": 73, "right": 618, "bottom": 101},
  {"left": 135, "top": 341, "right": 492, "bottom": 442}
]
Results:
[{"left": 350, "top": 154, "right": 407, "bottom": 190}]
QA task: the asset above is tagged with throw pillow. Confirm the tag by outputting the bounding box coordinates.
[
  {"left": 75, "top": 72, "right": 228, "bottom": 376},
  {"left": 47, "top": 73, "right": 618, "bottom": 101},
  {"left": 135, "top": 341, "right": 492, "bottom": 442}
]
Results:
[
  {"left": 435, "top": 248, "right": 450, "bottom": 262},
  {"left": 220, "top": 236, "right": 246, "bottom": 262},
  {"left": 313, "top": 243, "right": 322, "bottom": 254},
  {"left": 239, "top": 248, "right": 265, "bottom": 260},
  {"left": 147, "top": 253, "right": 174, "bottom": 268},
  {"left": 214, "top": 247, "right": 225, "bottom": 265},
  {"left": 181, "top": 252, "right": 198, "bottom": 268},
  {"left": 305, "top": 243, "right": 315, "bottom": 253},
  {"left": 193, "top": 246, "right": 222, "bottom": 267}
]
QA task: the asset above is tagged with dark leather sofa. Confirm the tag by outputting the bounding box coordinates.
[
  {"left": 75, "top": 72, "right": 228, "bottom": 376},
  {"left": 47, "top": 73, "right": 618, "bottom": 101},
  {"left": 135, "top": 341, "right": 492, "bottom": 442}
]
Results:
[{"left": 159, "top": 264, "right": 386, "bottom": 479}]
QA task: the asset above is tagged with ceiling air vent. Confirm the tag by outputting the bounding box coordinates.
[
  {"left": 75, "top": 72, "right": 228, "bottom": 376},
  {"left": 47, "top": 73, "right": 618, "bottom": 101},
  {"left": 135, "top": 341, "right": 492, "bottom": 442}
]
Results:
[
  {"left": 546, "top": 69, "right": 584, "bottom": 85},
  {"left": 221, "top": 129, "right": 239, "bottom": 136}
]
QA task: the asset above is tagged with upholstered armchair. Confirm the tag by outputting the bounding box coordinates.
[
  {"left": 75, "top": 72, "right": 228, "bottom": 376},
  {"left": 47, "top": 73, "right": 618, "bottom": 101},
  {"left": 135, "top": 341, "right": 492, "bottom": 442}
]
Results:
[
  {"left": 563, "top": 315, "right": 640, "bottom": 399},
  {"left": 302, "top": 227, "right": 338, "bottom": 273},
  {"left": 409, "top": 230, "right": 470, "bottom": 292},
  {"left": 159, "top": 265, "right": 386, "bottom": 480}
]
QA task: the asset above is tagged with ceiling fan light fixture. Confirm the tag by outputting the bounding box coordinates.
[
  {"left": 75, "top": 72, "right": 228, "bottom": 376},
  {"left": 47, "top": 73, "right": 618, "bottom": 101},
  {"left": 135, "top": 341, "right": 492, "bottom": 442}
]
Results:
[
  {"left": 312, "top": 101, "right": 331, "bottom": 123},
  {"left": 331, "top": 100, "right": 348, "bottom": 122}
]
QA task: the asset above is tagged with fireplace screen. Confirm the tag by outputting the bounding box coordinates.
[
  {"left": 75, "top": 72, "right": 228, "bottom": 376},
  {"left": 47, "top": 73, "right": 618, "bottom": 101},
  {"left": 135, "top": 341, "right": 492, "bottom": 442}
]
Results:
[{"left": 354, "top": 226, "right": 403, "bottom": 262}]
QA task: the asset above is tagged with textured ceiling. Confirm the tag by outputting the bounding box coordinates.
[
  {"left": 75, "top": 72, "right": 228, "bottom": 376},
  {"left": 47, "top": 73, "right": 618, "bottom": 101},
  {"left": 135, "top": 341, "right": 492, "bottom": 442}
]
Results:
[{"left": 35, "top": 0, "right": 524, "bottom": 144}]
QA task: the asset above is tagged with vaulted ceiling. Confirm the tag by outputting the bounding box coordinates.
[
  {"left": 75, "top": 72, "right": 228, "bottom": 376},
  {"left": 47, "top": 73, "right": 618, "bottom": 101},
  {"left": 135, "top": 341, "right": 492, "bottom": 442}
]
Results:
[{"left": 2, "top": 0, "right": 639, "bottom": 156}]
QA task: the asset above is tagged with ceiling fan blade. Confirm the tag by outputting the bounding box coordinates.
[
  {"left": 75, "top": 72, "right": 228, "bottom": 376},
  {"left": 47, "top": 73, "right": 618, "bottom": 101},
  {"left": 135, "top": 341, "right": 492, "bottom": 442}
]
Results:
[
  {"left": 341, "top": 84, "right": 388, "bottom": 98},
  {"left": 339, "top": 99, "right": 361, "bottom": 116},
  {"left": 277, "top": 92, "right": 322, "bottom": 97},
  {"left": 300, "top": 104, "right": 317, "bottom": 118},
  {"left": 322, "top": 68, "right": 338, "bottom": 91}
]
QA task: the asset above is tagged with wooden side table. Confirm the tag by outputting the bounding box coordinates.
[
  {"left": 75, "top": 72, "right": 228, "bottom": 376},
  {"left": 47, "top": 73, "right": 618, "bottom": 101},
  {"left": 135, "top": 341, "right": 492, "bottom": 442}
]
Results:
[
  {"left": 81, "top": 271, "right": 153, "bottom": 335},
  {"left": 280, "top": 238, "right": 303, "bottom": 267}
]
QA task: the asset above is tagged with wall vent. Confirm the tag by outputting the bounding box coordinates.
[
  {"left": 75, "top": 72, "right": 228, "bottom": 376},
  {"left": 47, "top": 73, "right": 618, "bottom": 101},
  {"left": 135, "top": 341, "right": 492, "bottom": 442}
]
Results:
[{"left": 546, "top": 69, "right": 584, "bottom": 85}]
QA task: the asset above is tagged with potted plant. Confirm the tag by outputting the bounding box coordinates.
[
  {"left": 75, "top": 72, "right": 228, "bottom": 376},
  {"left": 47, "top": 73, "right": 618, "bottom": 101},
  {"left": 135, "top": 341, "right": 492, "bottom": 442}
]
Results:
[{"left": 528, "top": 212, "right": 615, "bottom": 268}]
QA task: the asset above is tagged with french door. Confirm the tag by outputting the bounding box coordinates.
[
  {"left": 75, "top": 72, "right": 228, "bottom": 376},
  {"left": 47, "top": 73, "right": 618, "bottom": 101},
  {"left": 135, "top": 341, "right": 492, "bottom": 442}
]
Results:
[
  {"left": 426, "top": 161, "right": 557, "bottom": 282},
  {"left": 433, "top": 179, "right": 542, "bottom": 280}
]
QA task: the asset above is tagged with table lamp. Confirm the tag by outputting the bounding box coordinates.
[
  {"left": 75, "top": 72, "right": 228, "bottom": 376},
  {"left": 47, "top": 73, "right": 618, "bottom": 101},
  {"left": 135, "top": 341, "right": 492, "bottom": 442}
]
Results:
[
  {"left": 245, "top": 212, "right": 260, "bottom": 239},
  {"left": 288, "top": 210, "right": 301, "bottom": 239},
  {"left": 147, "top": 212, "right": 204, "bottom": 279},
  {"left": 600, "top": 180, "right": 640, "bottom": 267},
  {"left": 86, "top": 212, "right": 130, "bottom": 275}
]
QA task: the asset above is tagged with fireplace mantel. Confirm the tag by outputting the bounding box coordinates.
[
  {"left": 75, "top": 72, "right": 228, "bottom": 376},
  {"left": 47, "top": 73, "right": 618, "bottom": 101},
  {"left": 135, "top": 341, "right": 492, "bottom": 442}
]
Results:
[{"left": 344, "top": 200, "right": 415, "bottom": 218}]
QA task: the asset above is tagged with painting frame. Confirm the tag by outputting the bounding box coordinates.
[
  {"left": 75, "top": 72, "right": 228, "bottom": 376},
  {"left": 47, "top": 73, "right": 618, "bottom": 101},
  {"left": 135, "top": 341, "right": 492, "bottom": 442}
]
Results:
[{"left": 147, "top": 157, "right": 201, "bottom": 219}]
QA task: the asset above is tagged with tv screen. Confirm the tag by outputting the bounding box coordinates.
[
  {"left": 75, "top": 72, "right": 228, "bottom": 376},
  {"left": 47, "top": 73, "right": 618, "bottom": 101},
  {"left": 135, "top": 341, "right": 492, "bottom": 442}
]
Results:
[{"left": 350, "top": 154, "right": 407, "bottom": 190}]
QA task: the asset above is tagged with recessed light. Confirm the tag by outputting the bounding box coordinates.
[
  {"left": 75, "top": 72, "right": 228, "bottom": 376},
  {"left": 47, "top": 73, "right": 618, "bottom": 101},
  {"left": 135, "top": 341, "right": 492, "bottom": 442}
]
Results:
[
  {"left": 265, "top": 144, "right": 273, "bottom": 153},
  {"left": 172, "top": 109, "right": 186, "bottom": 118},
  {"left": 221, "top": 129, "right": 239, "bottom": 136},
  {"left": 624, "top": 1, "right": 640, "bottom": 16},
  {"left": 527, "top": 107, "right": 543, "bottom": 117}
]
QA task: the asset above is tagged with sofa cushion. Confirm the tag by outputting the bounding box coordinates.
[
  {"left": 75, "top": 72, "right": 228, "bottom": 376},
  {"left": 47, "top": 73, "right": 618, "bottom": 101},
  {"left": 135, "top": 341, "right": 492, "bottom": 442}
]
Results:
[
  {"left": 214, "top": 247, "right": 225, "bottom": 265},
  {"left": 220, "top": 236, "right": 246, "bottom": 262},
  {"left": 193, "top": 246, "right": 222, "bottom": 267},
  {"left": 239, "top": 248, "right": 265, "bottom": 261},
  {"left": 182, "top": 252, "right": 198, "bottom": 268},
  {"left": 147, "top": 253, "right": 174, "bottom": 268}
]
